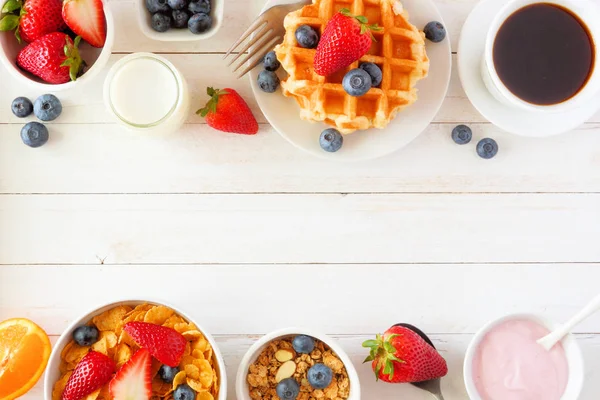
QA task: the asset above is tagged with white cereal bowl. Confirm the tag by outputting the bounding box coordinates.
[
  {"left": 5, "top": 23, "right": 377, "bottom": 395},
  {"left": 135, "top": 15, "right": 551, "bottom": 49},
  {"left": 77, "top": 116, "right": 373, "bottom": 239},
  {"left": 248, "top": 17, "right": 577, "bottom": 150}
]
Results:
[
  {"left": 0, "top": 0, "right": 115, "bottom": 92},
  {"left": 137, "top": 0, "right": 224, "bottom": 41},
  {"left": 43, "top": 298, "right": 227, "bottom": 400},
  {"left": 463, "top": 313, "right": 584, "bottom": 400},
  {"left": 236, "top": 327, "right": 361, "bottom": 400}
]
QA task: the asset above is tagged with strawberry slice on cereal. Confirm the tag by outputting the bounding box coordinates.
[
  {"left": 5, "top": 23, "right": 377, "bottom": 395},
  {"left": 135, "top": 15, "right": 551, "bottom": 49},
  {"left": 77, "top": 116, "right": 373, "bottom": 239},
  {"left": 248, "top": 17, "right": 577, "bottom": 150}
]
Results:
[
  {"left": 109, "top": 348, "right": 152, "bottom": 400},
  {"left": 62, "top": 351, "right": 115, "bottom": 400},
  {"left": 124, "top": 322, "right": 187, "bottom": 367}
]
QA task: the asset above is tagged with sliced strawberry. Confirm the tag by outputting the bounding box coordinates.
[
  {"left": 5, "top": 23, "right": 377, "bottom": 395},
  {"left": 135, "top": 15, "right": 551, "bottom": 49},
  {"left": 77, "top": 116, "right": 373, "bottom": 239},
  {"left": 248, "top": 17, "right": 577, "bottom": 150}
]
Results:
[
  {"left": 123, "top": 322, "right": 186, "bottom": 368},
  {"left": 197, "top": 87, "right": 259, "bottom": 135},
  {"left": 62, "top": 0, "right": 106, "bottom": 48},
  {"left": 109, "top": 348, "right": 152, "bottom": 400},
  {"left": 62, "top": 351, "right": 115, "bottom": 400}
]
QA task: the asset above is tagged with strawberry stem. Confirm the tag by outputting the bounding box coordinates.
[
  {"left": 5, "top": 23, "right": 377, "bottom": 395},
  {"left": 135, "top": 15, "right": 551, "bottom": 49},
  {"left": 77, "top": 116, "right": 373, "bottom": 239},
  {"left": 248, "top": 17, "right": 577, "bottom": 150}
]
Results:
[
  {"left": 60, "top": 36, "right": 84, "bottom": 82},
  {"left": 196, "top": 87, "right": 230, "bottom": 118},
  {"left": 362, "top": 333, "right": 405, "bottom": 381},
  {"left": 339, "top": 8, "right": 382, "bottom": 41}
]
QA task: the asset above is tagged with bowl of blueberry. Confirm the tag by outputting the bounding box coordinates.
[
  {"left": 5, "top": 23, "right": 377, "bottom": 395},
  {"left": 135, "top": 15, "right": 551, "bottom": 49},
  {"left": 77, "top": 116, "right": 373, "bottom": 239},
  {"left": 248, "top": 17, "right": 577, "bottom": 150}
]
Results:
[{"left": 139, "top": 0, "right": 223, "bottom": 41}]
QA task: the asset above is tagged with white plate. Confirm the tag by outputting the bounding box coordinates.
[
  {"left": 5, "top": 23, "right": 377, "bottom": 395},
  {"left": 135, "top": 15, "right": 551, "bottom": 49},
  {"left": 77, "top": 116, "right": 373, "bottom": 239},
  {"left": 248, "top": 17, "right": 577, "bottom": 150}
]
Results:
[
  {"left": 249, "top": 0, "right": 452, "bottom": 161},
  {"left": 458, "top": 0, "right": 600, "bottom": 137}
]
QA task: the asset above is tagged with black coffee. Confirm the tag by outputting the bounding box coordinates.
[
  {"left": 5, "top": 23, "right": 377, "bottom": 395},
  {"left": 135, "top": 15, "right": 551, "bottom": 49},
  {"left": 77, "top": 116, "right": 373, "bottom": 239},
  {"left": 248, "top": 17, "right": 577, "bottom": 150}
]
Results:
[{"left": 493, "top": 3, "right": 594, "bottom": 105}]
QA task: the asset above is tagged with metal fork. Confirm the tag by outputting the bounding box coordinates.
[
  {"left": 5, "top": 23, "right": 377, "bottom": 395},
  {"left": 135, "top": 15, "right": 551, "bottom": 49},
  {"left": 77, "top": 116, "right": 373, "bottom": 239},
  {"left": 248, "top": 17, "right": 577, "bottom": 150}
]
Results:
[{"left": 224, "top": 0, "right": 312, "bottom": 78}]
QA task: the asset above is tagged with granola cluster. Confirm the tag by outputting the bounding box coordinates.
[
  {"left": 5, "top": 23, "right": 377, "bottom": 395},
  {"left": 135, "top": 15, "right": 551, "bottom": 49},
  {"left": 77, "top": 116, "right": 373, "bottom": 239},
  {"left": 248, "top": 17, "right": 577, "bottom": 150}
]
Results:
[{"left": 247, "top": 338, "right": 350, "bottom": 400}]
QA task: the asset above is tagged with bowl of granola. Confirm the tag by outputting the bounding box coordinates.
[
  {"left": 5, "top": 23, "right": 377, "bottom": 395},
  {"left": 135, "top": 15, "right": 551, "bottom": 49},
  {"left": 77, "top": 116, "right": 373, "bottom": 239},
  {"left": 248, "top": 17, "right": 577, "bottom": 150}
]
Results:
[
  {"left": 237, "top": 328, "right": 360, "bottom": 400},
  {"left": 44, "top": 299, "right": 225, "bottom": 400}
]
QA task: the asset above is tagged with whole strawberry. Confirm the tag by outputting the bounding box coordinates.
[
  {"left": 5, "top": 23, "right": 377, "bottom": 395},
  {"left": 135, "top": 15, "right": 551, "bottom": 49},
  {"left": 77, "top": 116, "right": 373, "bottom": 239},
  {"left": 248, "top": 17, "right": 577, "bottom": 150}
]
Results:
[
  {"left": 363, "top": 325, "right": 448, "bottom": 383},
  {"left": 17, "top": 32, "right": 83, "bottom": 84},
  {"left": 314, "top": 8, "right": 380, "bottom": 76},
  {"left": 62, "top": 351, "right": 116, "bottom": 400},
  {"left": 0, "top": 0, "right": 66, "bottom": 43},
  {"left": 197, "top": 87, "right": 259, "bottom": 135},
  {"left": 124, "top": 322, "right": 187, "bottom": 368}
]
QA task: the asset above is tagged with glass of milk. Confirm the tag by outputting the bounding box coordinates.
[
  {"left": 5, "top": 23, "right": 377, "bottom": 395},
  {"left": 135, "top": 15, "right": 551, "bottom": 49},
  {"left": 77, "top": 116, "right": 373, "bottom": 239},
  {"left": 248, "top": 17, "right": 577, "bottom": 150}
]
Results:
[{"left": 104, "top": 53, "right": 190, "bottom": 134}]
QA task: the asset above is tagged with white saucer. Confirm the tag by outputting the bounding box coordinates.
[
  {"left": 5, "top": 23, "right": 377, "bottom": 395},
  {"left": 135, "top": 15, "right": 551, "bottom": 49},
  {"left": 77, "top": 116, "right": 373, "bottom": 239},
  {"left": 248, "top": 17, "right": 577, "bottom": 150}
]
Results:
[
  {"left": 249, "top": 0, "right": 452, "bottom": 161},
  {"left": 458, "top": 0, "right": 600, "bottom": 137}
]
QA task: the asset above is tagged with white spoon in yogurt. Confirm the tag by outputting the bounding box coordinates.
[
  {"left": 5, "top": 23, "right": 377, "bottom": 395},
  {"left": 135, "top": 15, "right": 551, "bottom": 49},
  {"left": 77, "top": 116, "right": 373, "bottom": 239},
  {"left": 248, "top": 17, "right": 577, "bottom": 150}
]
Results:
[{"left": 538, "top": 292, "right": 600, "bottom": 351}]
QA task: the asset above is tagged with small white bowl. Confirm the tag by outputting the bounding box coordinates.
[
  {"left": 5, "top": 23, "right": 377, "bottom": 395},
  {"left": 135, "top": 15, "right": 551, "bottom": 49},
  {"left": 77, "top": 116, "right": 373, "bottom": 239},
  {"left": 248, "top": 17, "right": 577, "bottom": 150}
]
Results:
[
  {"left": 236, "top": 327, "right": 361, "bottom": 400},
  {"left": 0, "top": 0, "right": 115, "bottom": 92},
  {"left": 464, "top": 313, "right": 584, "bottom": 400},
  {"left": 43, "top": 298, "right": 227, "bottom": 400},
  {"left": 137, "top": 0, "right": 223, "bottom": 41}
]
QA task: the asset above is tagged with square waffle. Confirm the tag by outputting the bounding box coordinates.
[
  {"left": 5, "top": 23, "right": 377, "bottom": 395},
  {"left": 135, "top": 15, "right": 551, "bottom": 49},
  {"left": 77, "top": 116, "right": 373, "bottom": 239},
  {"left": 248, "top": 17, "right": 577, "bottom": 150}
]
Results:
[{"left": 275, "top": 0, "right": 429, "bottom": 134}]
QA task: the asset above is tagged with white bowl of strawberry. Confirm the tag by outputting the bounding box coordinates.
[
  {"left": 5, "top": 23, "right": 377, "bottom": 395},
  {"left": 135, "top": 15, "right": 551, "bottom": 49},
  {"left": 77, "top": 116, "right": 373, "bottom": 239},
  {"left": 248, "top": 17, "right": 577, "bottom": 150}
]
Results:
[
  {"left": 44, "top": 299, "right": 227, "bottom": 400},
  {"left": 0, "top": 0, "right": 114, "bottom": 91}
]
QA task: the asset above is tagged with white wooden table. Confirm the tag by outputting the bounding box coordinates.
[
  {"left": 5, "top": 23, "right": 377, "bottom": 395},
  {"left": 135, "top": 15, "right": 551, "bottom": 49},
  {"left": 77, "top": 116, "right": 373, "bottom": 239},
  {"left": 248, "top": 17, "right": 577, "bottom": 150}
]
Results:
[{"left": 1, "top": 0, "right": 600, "bottom": 399}]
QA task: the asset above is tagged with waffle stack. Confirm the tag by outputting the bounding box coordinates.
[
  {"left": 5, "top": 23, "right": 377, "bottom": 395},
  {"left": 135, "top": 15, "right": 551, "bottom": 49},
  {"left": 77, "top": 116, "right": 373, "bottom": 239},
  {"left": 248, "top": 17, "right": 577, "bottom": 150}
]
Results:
[{"left": 275, "top": 0, "right": 429, "bottom": 134}]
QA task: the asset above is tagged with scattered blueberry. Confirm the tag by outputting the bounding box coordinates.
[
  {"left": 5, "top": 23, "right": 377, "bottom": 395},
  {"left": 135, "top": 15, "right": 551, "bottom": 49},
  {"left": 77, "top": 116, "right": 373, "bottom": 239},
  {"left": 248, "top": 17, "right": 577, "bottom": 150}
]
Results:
[
  {"left": 424, "top": 21, "right": 446, "bottom": 43},
  {"left": 11, "top": 97, "right": 33, "bottom": 118},
  {"left": 168, "top": 0, "right": 188, "bottom": 10},
  {"left": 20, "top": 122, "right": 49, "bottom": 148},
  {"left": 263, "top": 51, "right": 281, "bottom": 72},
  {"left": 295, "top": 25, "right": 319, "bottom": 49},
  {"left": 451, "top": 124, "right": 472, "bottom": 145},
  {"left": 257, "top": 70, "right": 280, "bottom": 93},
  {"left": 33, "top": 94, "right": 62, "bottom": 122},
  {"left": 188, "top": 0, "right": 210, "bottom": 14},
  {"left": 151, "top": 12, "right": 172, "bottom": 32},
  {"left": 146, "top": 0, "right": 170, "bottom": 13},
  {"left": 476, "top": 138, "right": 498, "bottom": 159},
  {"left": 173, "top": 384, "right": 196, "bottom": 400},
  {"left": 359, "top": 62, "right": 382, "bottom": 87},
  {"left": 188, "top": 13, "right": 212, "bottom": 34},
  {"left": 292, "top": 335, "right": 315, "bottom": 354},
  {"left": 172, "top": 9, "right": 190, "bottom": 28},
  {"left": 342, "top": 68, "right": 372, "bottom": 97},
  {"left": 159, "top": 365, "right": 180, "bottom": 383},
  {"left": 276, "top": 378, "right": 300, "bottom": 400},
  {"left": 319, "top": 128, "right": 343, "bottom": 153},
  {"left": 307, "top": 364, "right": 333, "bottom": 389},
  {"left": 72, "top": 325, "right": 99, "bottom": 346}
]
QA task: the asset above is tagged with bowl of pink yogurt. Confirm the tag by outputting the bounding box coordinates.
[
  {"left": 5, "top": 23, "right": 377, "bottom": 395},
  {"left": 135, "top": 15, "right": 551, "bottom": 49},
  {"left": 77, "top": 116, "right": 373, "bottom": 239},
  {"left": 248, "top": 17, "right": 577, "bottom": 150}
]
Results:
[{"left": 464, "top": 314, "right": 584, "bottom": 400}]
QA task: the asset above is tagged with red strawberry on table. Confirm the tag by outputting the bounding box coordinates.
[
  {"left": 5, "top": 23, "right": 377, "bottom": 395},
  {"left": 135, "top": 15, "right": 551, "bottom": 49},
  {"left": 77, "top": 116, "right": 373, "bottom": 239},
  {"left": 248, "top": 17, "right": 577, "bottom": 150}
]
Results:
[
  {"left": 362, "top": 324, "right": 448, "bottom": 383},
  {"left": 109, "top": 348, "right": 152, "bottom": 400},
  {"left": 62, "top": 0, "right": 107, "bottom": 48},
  {"left": 124, "top": 322, "right": 187, "bottom": 368},
  {"left": 197, "top": 87, "right": 259, "bottom": 135},
  {"left": 62, "top": 351, "right": 116, "bottom": 400},
  {"left": 17, "top": 32, "right": 84, "bottom": 84},
  {"left": 314, "top": 8, "right": 380, "bottom": 76},
  {"left": 0, "top": 0, "right": 66, "bottom": 43}
]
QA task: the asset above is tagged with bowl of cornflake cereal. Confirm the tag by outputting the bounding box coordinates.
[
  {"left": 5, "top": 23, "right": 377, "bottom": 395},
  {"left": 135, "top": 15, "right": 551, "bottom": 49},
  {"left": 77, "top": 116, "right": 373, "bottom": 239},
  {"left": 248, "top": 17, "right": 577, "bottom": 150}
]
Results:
[
  {"left": 44, "top": 300, "right": 226, "bottom": 400},
  {"left": 236, "top": 328, "right": 360, "bottom": 400}
]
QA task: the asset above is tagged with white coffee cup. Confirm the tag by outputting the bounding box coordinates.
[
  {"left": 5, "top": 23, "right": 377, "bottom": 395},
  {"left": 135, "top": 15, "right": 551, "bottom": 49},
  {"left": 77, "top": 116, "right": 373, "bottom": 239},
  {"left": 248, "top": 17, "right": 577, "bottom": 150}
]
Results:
[{"left": 481, "top": 0, "right": 600, "bottom": 113}]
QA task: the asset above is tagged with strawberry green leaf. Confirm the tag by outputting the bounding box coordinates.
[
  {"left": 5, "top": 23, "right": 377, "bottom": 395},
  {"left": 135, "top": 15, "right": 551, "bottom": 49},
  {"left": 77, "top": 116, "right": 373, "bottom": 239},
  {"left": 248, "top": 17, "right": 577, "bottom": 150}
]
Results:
[
  {"left": 1, "top": 0, "right": 21, "bottom": 14},
  {"left": 0, "top": 14, "right": 18, "bottom": 31},
  {"left": 60, "top": 36, "right": 83, "bottom": 82},
  {"left": 363, "top": 354, "right": 374, "bottom": 363},
  {"left": 362, "top": 340, "right": 379, "bottom": 348},
  {"left": 355, "top": 15, "right": 367, "bottom": 24}
]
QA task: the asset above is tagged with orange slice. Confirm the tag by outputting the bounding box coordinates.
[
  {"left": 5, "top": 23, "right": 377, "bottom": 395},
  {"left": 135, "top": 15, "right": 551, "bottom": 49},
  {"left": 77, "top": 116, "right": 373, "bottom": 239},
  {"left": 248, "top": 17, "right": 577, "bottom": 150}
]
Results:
[{"left": 0, "top": 318, "right": 52, "bottom": 400}]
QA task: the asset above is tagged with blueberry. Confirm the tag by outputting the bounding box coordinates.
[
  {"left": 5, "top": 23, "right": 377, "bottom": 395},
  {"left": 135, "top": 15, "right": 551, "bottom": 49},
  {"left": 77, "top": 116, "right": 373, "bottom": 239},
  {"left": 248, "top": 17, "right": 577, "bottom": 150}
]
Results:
[
  {"left": 72, "top": 325, "right": 99, "bottom": 346},
  {"left": 159, "top": 365, "right": 179, "bottom": 383},
  {"left": 188, "top": 13, "right": 212, "bottom": 34},
  {"left": 359, "top": 63, "right": 382, "bottom": 87},
  {"left": 263, "top": 51, "right": 280, "bottom": 72},
  {"left": 295, "top": 25, "right": 319, "bottom": 49},
  {"left": 188, "top": 0, "right": 210, "bottom": 14},
  {"left": 173, "top": 384, "right": 195, "bottom": 400},
  {"left": 151, "top": 12, "right": 172, "bottom": 32},
  {"left": 168, "top": 0, "right": 188, "bottom": 10},
  {"left": 292, "top": 335, "right": 315, "bottom": 354},
  {"left": 307, "top": 364, "right": 333, "bottom": 389},
  {"left": 424, "top": 21, "right": 446, "bottom": 43},
  {"left": 33, "top": 94, "right": 62, "bottom": 122},
  {"left": 319, "top": 128, "right": 343, "bottom": 153},
  {"left": 476, "top": 138, "right": 498, "bottom": 159},
  {"left": 451, "top": 124, "right": 472, "bottom": 145},
  {"left": 172, "top": 9, "right": 190, "bottom": 28},
  {"left": 276, "top": 378, "right": 300, "bottom": 400},
  {"left": 342, "top": 68, "right": 372, "bottom": 97},
  {"left": 257, "top": 70, "right": 280, "bottom": 93},
  {"left": 20, "top": 122, "right": 49, "bottom": 148},
  {"left": 11, "top": 97, "right": 33, "bottom": 118},
  {"left": 146, "top": 0, "right": 169, "bottom": 13}
]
